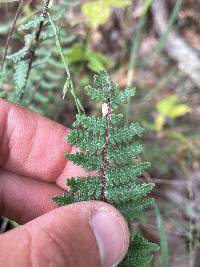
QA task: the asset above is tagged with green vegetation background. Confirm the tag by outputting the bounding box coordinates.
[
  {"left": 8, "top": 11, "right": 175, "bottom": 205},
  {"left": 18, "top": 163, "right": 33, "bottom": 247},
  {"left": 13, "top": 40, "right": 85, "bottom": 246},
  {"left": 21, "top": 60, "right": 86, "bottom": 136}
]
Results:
[{"left": 0, "top": 1, "right": 200, "bottom": 266}]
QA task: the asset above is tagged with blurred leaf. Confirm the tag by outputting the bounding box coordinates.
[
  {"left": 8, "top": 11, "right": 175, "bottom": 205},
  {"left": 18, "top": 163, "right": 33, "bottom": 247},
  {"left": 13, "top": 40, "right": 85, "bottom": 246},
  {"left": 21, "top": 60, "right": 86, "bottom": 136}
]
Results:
[
  {"left": 156, "top": 95, "right": 191, "bottom": 118},
  {"left": 141, "top": 0, "right": 152, "bottom": 16},
  {"left": 82, "top": 2, "right": 110, "bottom": 28},
  {"left": 23, "top": 3, "right": 35, "bottom": 18},
  {"left": 87, "top": 57, "right": 104, "bottom": 72},
  {"left": 82, "top": 0, "right": 131, "bottom": 28},
  {"left": 155, "top": 95, "right": 191, "bottom": 132},
  {"left": 86, "top": 49, "right": 113, "bottom": 72},
  {"left": 64, "top": 43, "right": 114, "bottom": 72},
  {"left": 64, "top": 43, "right": 86, "bottom": 63},
  {"left": 105, "top": 0, "right": 132, "bottom": 8},
  {"left": 169, "top": 104, "right": 191, "bottom": 118},
  {"left": 156, "top": 95, "right": 177, "bottom": 115},
  {"left": 155, "top": 114, "right": 165, "bottom": 132}
]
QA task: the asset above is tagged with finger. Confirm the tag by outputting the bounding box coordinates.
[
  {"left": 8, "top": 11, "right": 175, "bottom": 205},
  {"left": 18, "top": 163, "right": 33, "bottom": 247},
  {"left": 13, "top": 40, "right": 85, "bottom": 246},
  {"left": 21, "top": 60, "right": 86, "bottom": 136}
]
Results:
[
  {"left": 0, "top": 99, "right": 87, "bottom": 187},
  {"left": 0, "top": 100, "right": 96, "bottom": 221},
  {"left": 0, "top": 170, "right": 64, "bottom": 224},
  {"left": 0, "top": 202, "right": 130, "bottom": 267}
]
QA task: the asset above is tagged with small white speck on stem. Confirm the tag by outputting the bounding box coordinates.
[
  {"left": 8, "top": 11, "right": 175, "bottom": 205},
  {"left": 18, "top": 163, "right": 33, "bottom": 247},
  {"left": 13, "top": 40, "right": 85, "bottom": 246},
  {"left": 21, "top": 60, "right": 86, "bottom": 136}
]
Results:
[{"left": 102, "top": 103, "right": 109, "bottom": 117}]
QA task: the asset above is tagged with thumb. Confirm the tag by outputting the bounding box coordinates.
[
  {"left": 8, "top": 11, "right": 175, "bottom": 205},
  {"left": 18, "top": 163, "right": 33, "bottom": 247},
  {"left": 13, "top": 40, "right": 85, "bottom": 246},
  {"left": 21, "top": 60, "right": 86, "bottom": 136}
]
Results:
[{"left": 0, "top": 201, "right": 130, "bottom": 267}]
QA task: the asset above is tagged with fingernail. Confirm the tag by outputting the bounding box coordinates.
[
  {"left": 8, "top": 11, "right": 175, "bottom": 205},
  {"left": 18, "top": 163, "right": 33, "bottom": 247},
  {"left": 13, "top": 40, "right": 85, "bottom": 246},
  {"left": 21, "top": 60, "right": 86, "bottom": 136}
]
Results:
[{"left": 90, "top": 211, "right": 128, "bottom": 267}]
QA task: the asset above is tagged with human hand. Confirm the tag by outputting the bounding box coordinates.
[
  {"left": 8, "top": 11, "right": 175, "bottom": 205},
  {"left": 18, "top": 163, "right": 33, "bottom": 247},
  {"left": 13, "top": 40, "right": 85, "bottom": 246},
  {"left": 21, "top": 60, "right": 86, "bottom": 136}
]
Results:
[{"left": 0, "top": 100, "right": 130, "bottom": 267}]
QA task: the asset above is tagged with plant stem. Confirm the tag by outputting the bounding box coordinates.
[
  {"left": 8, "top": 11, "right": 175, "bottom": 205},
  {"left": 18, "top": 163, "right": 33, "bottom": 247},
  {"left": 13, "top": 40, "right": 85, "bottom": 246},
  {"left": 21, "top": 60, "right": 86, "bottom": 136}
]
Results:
[
  {"left": 126, "top": 0, "right": 152, "bottom": 123},
  {"left": 101, "top": 100, "right": 111, "bottom": 202},
  {"left": 1, "top": 0, "right": 26, "bottom": 73},
  {"left": 20, "top": 0, "right": 51, "bottom": 102},
  {"left": 48, "top": 11, "right": 84, "bottom": 114},
  {"left": 179, "top": 159, "right": 195, "bottom": 267},
  {"left": 154, "top": 203, "right": 169, "bottom": 267},
  {"left": 141, "top": 0, "right": 182, "bottom": 67},
  {"left": 188, "top": 173, "right": 194, "bottom": 267}
]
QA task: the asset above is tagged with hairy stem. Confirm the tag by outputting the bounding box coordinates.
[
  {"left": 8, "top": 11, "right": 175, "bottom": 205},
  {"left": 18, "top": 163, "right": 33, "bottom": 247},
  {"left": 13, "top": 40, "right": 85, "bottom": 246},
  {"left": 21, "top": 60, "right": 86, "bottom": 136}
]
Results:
[
  {"left": 101, "top": 100, "right": 111, "bottom": 202},
  {"left": 1, "top": 0, "right": 26, "bottom": 73},
  {"left": 48, "top": 11, "right": 84, "bottom": 114},
  {"left": 20, "top": 0, "right": 51, "bottom": 101}
]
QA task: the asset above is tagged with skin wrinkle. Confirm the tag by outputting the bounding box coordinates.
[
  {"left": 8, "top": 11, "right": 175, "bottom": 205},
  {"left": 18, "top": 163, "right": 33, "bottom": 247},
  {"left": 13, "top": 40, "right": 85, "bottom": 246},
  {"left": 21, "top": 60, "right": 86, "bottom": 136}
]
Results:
[
  {"left": 6, "top": 104, "right": 25, "bottom": 159},
  {"left": 30, "top": 229, "right": 52, "bottom": 267},
  {"left": 0, "top": 171, "right": 6, "bottom": 216},
  {"left": 0, "top": 104, "right": 10, "bottom": 167},
  {"left": 1, "top": 226, "right": 35, "bottom": 267},
  {"left": 30, "top": 122, "right": 69, "bottom": 182},
  {"left": 0, "top": 100, "right": 88, "bottom": 188},
  {"left": 22, "top": 118, "right": 39, "bottom": 170},
  {"left": 0, "top": 100, "right": 68, "bottom": 182},
  {"left": 40, "top": 204, "right": 101, "bottom": 267},
  {"left": 0, "top": 169, "right": 64, "bottom": 223},
  {"left": 0, "top": 170, "right": 27, "bottom": 222},
  {"left": 0, "top": 103, "right": 24, "bottom": 167},
  {"left": 15, "top": 178, "right": 32, "bottom": 223},
  {"left": 23, "top": 227, "right": 35, "bottom": 267},
  {"left": 7, "top": 110, "right": 44, "bottom": 179},
  {"left": 42, "top": 228, "right": 70, "bottom": 267},
  {"left": 0, "top": 108, "right": 66, "bottom": 221},
  {"left": 21, "top": 203, "right": 101, "bottom": 267},
  {"left": 55, "top": 139, "right": 73, "bottom": 188}
]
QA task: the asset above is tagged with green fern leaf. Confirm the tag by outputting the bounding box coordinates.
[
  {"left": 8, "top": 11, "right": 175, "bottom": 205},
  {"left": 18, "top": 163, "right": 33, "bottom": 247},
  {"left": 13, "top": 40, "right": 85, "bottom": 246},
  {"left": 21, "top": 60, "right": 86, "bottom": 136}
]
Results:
[
  {"left": 119, "top": 232, "right": 159, "bottom": 267},
  {"left": 18, "top": 16, "right": 44, "bottom": 31},
  {"left": 7, "top": 47, "right": 28, "bottom": 63},
  {"left": 14, "top": 61, "right": 29, "bottom": 94},
  {"left": 53, "top": 71, "right": 158, "bottom": 266},
  {"left": 108, "top": 141, "right": 144, "bottom": 164}
]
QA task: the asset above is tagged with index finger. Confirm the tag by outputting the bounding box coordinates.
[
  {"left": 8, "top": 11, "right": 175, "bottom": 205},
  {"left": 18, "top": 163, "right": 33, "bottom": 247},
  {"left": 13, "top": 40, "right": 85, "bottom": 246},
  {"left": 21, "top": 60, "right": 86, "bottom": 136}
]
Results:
[{"left": 0, "top": 99, "right": 86, "bottom": 186}]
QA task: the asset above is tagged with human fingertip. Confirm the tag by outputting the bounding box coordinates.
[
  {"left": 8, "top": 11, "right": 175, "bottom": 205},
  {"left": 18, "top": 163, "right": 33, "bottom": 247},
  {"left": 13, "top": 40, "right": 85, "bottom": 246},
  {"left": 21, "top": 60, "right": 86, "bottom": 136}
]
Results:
[{"left": 90, "top": 207, "right": 130, "bottom": 267}]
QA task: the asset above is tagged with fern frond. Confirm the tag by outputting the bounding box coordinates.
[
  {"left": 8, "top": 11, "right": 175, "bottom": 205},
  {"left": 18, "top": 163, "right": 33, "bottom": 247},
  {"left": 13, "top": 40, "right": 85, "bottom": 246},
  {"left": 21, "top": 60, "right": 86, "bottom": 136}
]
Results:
[
  {"left": 119, "top": 232, "right": 159, "bottom": 267},
  {"left": 108, "top": 141, "right": 144, "bottom": 164},
  {"left": 14, "top": 61, "right": 28, "bottom": 94},
  {"left": 18, "top": 16, "right": 44, "bottom": 31},
  {"left": 110, "top": 122, "right": 144, "bottom": 144},
  {"left": 85, "top": 71, "right": 135, "bottom": 107},
  {"left": 7, "top": 47, "right": 28, "bottom": 63},
  {"left": 119, "top": 198, "right": 154, "bottom": 220},
  {"left": 113, "top": 86, "right": 136, "bottom": 107},
  {"left": 53, "top": 71, "right": 158, "bottom": 266},
  {"left": 106, "top": 162, "right": 151, "bottom": 186},
  {"left": 65, "top": 152, "right": 103, "bottom": 171},
  {"left": 3, "top": 0, "right": 81, "bottom": 116},
  {"left": 106, "top": 183, "right": 154, "bottom": 204}
]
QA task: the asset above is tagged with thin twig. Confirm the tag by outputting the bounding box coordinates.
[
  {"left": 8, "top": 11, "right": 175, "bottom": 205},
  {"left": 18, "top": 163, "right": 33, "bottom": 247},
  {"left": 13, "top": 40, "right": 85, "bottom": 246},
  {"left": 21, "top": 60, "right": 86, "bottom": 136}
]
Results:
[{"left": 1, "top": 0, "right": 26, "bottom": 73}]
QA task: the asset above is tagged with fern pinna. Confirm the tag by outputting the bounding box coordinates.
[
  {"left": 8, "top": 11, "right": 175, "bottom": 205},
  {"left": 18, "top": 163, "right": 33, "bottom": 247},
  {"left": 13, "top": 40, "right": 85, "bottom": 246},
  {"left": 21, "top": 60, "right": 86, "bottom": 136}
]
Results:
[
  {"left": 53, "top": 71, "right": 158, "bottom": 267},
  {"left": 2, "top": 1, "right": 78, "bottom": 116}
]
